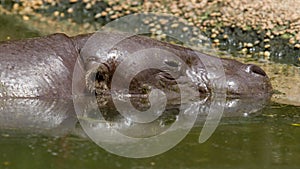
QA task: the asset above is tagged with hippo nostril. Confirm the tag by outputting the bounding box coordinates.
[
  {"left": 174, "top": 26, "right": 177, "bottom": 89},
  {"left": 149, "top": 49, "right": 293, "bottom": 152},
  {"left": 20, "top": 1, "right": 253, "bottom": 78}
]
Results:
[{"left": 245, "top": 64, "right": 267, "bottom": 76}]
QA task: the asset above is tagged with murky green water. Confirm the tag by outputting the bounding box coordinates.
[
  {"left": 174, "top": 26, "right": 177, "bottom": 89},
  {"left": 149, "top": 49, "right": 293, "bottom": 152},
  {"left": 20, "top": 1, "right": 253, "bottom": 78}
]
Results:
[
  {"left": 1, "top": 13, "right": 300, "bottom": 169},
  {"left": 0, "top": 14, "right": 40, "bottom": 41},
  {"left": 1, "top": 103, "right": 300, "bottom": 169}
]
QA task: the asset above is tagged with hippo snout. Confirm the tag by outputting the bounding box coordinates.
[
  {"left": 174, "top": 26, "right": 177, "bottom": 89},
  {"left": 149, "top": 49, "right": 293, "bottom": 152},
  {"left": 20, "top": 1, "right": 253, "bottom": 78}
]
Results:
[{"left": 222, "top": 60, "right": 272, "bottom": 98}]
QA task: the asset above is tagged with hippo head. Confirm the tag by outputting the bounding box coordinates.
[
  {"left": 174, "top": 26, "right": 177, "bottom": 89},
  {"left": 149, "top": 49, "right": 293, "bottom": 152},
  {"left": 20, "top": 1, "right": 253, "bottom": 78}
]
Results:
[{"left": 73, "top": 32, "right": 272, "bottom": 100}]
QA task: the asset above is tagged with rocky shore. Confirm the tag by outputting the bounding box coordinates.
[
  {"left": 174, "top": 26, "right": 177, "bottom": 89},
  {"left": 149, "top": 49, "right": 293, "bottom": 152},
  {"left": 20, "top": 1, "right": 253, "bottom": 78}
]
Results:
[{"left": 1, "top": 0, "right": 300, "bottom": 65}]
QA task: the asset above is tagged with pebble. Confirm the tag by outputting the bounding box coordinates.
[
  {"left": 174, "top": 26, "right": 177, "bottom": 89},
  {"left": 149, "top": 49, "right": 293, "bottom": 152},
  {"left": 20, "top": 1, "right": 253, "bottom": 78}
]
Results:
[
  {"left": 264, "top": 51, "right": 271, "bottom": 58},
  {"left": 85, "top": 3, "right": 92, "bottom": 9},
  {"left": 246, "top": 43, "right": 253, "bottom": 48},
  {"left": 110, "top": 14, "right": 118, "bottom": 19},
  {"left": 149, "top": 23, "right": 155, "bottom": 27},
  {"left": 188, "top": 22, "right": 194, "bottom": 26},
  {"left": 242, "top": 48, "right": 248, "bottom": 53},
  {"left": 150, "top": 28, "right": 156, "bottom": 33},
  {"left": 295, "top": 44, "right": 300, "bottom": 48},
  {"left": 259, "top": 51, "right": 264, "bottom": 56},
  {"left": 213, "top": 39, "right": 220, "bottom": 43},
  {"left": 160, "top": 33, "right": 167, "bottom": 39},
  {"left": 278, "top": 30, "right": 285, "bottom": 35},
  {"left": 23, "top": 6, "right": 33, "bottom": 13},
  {"left": 211, "top": 33, "right": 217, "bottom": 38},
  {"left": 13, "top": 3, "right": 19, "bottom": 10},
  {"left": 159, "top": 18, "right": 168, "bottom": 25},
  {"left": 171, "top": 23, "right": 179, "bottom": 28},
  {"left": 155, "top": 24, "right": 161, "bottom": 29},
  {"left": 67, "top": 8, "right": 73, "bottom": 14},
  {"left": 94, "top": 13, "right": 101, "bottom": 19},
  {"left": 101, "top": 11, "right": 107, "bottom": 16},
  {"left": 22, "top": 15, "right": 29, "bottom": 21},
  {"left": 264, "top": 44, "right": 271, "bottom": 48},
  {"left": 143, "top": 19, "right": 150, "bottom": 24},
  {"left": 210, "top": 12, "right": 221, "bottom": 17},
  {"left": 53, "top": 11, "right": 59, "bottom": 17},
  {"left": 288, "top": 38, "right": 295, "bottom": 44},
  {"left": 182, "top": 27, "right": 189, "bottom": 32}
]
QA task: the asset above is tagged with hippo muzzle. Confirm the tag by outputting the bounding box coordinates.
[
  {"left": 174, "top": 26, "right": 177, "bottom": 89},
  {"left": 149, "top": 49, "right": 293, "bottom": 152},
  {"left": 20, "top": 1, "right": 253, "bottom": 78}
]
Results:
[{"left": 221, "top": 59, "right": 272, "bottom": 98}]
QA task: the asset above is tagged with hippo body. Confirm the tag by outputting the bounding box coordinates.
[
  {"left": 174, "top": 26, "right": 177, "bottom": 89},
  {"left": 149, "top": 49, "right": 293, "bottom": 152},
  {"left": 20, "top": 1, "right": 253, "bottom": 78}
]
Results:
[
  {"left": 0, "top": 32, "right": 272, "bottom": 99},
  {"left": 0, "top": 32, "right": 272, "bottom": 134}
]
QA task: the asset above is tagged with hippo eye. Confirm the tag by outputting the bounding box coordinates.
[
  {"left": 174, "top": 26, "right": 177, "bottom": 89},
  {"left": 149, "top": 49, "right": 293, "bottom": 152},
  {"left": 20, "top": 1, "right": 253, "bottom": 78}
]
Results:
[
  {"left": 164, "top": 60, "right": 180, "bottom": 68},
  {"left": 96, "top": 72, "right": 105, "bottom": 81}
]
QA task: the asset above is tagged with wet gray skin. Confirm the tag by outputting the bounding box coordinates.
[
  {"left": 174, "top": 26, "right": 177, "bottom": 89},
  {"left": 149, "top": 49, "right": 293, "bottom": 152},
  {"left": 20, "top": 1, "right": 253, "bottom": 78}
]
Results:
[
  {"left": 0, "top": 32, "right": 272, "bottom": 98},
  {"left": 0, "top": 32, "right": 272, "bottom": 135}
]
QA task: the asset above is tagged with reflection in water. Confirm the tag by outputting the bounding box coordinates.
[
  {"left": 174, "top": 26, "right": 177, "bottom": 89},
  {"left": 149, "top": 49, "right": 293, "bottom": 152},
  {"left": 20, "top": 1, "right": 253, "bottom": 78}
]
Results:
[
  {"left": 0, "top": 73, "right": 292, "bottom": 165},
  {"left": 0, "top": 98, "right": 77, "bottom": 135},
  {"left": 0, "top": 95, "right": 269, "bottom": 137},
  {"left": 0, "top": 101, "right": 299, "bottom": 168}
]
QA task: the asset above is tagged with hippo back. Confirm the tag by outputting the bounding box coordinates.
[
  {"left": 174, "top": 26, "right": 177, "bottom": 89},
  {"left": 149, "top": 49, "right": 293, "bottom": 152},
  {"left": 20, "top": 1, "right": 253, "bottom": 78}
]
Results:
[{"left": 0, "top": 33, "right": 78, "bottom": 98}]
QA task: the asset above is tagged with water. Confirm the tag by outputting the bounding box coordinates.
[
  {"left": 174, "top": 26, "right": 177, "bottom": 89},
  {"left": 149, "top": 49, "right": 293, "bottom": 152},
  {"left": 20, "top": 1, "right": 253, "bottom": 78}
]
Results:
[
  {"left": 0, "top": 14, "right": 40, "bottom": 41},
  {"left": 1, "top": 13, "right": 300, "bottom": 169},
  {"left": 1, "top": 103, "right": 300, "bottom": 169}
]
